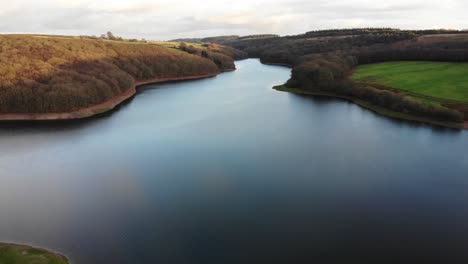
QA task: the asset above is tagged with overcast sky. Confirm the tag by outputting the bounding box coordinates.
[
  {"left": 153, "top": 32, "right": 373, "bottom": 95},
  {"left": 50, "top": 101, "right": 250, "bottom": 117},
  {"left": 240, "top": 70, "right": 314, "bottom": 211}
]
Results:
[{"left": 1, "top": 0, "right": 467, "bottom": 40}]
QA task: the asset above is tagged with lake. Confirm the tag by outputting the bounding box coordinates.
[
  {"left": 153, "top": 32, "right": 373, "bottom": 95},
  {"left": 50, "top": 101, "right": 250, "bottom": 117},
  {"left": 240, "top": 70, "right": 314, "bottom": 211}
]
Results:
[{"left": 1, "top": 59, "right": 468, "bottom": 263}]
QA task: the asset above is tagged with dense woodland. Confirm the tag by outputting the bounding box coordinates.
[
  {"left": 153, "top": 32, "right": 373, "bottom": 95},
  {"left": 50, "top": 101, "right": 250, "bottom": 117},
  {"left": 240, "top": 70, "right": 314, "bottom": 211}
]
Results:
[
  {"left": 0, "top": 35, "right": 238, "bottom": 113},
  {"left": 213, "top": 29, "right": 468, "bottom": 123},
  {"left": 179, "top": 42, "right": 247, "bottom": 66},
  {"left": 218, "top": 29, "right": 418, "bottom": 65}
]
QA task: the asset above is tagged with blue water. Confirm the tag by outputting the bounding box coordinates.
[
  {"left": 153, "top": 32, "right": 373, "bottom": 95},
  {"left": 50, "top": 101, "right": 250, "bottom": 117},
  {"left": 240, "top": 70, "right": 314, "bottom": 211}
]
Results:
[{"left": 0, "top": 59, "right": 468, "bottom": 263}]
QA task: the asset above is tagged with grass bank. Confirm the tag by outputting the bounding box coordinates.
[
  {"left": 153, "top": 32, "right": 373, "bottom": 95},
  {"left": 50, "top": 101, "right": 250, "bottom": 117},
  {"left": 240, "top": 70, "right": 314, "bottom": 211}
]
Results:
[
  {"left": 273, "top": 85, "right": 465, "bottom": 129},
  {"left": 0, "top": 243, "right": 68, "bottom": 264},
  {"left": 352, "top": 61, "right": 468, "bottom": 104}
]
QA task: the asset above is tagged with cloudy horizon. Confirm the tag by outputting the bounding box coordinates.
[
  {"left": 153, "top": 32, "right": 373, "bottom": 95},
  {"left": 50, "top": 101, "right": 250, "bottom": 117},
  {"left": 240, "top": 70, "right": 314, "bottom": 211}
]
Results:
[{"left": 1, "top": 0, "right": 467, "bottom": 40}]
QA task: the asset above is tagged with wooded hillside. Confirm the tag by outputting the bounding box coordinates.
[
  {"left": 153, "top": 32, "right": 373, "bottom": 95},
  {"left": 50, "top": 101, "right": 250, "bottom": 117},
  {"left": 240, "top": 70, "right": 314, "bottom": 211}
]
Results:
[{"left": 0, "top": 35, "right": 237, "bottom": 114}]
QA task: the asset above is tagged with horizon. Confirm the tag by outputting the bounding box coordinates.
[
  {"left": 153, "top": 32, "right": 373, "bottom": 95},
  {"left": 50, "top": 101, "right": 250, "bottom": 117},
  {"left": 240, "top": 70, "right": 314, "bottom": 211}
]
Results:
[
  {"left": 2, "top": 27, "right": 468, "bottom": 42},
  {"left": 1, "top": 0, "right": 468, "bottom": 40}
]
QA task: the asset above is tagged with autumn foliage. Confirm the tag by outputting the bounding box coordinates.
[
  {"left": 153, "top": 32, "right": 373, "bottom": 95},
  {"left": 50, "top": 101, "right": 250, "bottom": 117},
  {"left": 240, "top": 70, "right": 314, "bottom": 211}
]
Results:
[{"left": 0, "top": 35, "right": 233, "bottom": 113}]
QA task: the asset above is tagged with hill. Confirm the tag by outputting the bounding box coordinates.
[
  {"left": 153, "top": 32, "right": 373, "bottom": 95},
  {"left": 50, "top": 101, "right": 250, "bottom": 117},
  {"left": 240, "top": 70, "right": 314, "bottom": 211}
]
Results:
[
  {"left": 0, "top": 35, "right": 239, "bottom": 118},
  {"left": 0, "top": 243, "right": 68, "bottom": 264}
]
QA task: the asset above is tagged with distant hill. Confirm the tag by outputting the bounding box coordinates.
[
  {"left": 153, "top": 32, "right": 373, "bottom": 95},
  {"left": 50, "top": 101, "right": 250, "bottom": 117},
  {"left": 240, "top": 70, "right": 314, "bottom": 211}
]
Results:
[
  {"left": 169, "top": 38, "right": 203, "bottom": 43},
  {"left": 200, "top": 35, "right": 240, "bottom": 44},
  {"left": 169, "top": 36, "right": 241, "bottom": 44},
  {"left": 198, "top": 35, "right": 280, "bottom": 44},
  {"left": 213, "top": 28, "right": 468, "bottom": 65}
]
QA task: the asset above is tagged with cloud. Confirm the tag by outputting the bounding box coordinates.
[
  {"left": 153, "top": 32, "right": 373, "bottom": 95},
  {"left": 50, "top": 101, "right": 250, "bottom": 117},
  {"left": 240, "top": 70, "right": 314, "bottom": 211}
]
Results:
[{"left": 0, "top": 0, "right": 467, "bottom": 40}]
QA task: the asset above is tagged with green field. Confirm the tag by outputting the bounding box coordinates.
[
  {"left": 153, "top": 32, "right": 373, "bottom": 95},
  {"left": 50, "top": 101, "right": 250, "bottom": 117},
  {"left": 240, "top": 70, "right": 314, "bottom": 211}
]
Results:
[
  {"left": 0, "top": 243, "right": 68, "bottom": 264},
  {"left": 352, "top": 61, "right": 468, "bottom": 104}
]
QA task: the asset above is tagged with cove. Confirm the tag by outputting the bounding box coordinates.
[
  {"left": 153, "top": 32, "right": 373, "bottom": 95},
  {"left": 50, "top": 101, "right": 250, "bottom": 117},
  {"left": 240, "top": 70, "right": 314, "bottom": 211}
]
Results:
[{"left": 1, "top": 59, "right": 468, "bottom": 263}]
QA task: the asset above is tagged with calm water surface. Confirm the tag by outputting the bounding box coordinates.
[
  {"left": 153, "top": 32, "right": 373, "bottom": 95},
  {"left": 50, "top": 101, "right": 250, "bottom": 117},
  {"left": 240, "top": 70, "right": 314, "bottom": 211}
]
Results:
[{"left": 1, "top": 59, "right": 468, "bottom": 263}]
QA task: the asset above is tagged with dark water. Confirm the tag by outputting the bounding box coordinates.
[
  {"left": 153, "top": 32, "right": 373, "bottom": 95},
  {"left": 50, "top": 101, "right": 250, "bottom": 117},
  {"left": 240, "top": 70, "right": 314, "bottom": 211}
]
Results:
[{"left": 1, "top": 59, "right": 468, "bottom": 263}]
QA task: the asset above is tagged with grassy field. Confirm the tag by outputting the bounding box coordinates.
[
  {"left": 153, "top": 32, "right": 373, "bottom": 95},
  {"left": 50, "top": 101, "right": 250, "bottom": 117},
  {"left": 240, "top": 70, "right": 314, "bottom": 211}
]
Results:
[
  {"left": 0, "top": 243, "right": 68, "bottom": 264},
  {"left": 352, "top": 61, "right": 468, "bottom": 104},
  {"left": 273, "top": 85, "right": 464, "bottom": 129}
]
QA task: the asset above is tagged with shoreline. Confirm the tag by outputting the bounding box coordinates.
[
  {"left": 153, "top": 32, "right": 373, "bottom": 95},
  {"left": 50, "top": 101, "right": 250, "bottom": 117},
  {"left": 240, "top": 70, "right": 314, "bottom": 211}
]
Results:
[
  {"left": 274, "top": 85, "right": 467, "bottom": 130},
  {"left": 0, "top": 242, "right": 69, "bottom": 263},
  {"left": 262, "top": 60, "right": 467, "bottom": 130},
  {"left": 0, "top": 72, "right": 221, "bottom": 121},
  {"left": 261, "top": 62, "right": 293, "bottom": 67}
]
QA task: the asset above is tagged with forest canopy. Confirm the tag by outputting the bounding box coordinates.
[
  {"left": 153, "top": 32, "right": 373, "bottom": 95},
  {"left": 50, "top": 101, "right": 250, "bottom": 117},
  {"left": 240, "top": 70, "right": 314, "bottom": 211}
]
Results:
[{"left": 0, "top": 35, "right": 238, "bottom": 114}]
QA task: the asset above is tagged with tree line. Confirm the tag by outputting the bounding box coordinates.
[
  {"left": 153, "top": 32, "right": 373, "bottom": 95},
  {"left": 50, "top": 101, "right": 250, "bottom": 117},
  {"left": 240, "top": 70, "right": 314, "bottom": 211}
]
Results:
[
  {"left": 218, "top": 30, "right": 417, "bottom": 66},
  {"left": 80, "top": 31, "right": 148, "bottom": 43}
]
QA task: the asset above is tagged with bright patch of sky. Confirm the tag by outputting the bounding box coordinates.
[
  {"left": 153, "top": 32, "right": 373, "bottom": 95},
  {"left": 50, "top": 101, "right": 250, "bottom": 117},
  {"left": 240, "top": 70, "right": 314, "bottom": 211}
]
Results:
[{"left": 0, "top": 0, "right": 467, "bottom": 40}]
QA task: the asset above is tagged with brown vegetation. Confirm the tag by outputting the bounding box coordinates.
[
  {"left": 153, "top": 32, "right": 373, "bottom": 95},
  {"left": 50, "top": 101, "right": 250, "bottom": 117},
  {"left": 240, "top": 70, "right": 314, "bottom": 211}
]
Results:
[
  {"left": 0, "top": 73, "right": 219, "bottom": 121},
  {"left": 178, "top": 42, "right": 247, "bottom": 68},
  {"left": 0, "top": 35, "right": 236, "bottom": 114}
]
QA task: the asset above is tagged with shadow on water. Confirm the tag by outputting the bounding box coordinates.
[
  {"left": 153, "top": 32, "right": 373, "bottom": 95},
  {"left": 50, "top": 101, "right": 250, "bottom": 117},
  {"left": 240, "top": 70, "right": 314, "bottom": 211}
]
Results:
[
  {"left": 1, "top": 59, "right": 468, "bottom": 264},
  {"left": 1, "top": 92, "right": 463, "bottom": 136},
  {"left": 291, "top": 93, "right": 464, "bottom": 134},
  {"left": 135, "top": 76, "right": 217, "bottom": 94},
  {"left": 0, "top": 109, "right": 124, "bottom": 133},
  {"left": 0, "top": 76, "right": 221, "bottom": 133}
]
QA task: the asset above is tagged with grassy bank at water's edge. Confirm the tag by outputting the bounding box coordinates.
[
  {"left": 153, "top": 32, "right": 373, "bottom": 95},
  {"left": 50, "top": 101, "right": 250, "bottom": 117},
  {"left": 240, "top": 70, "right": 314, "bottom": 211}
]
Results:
[
  {"left": 273, "top": 85, "right": 464, "bottom": 129},
  {"left": 352, "top": 61, "right": 468, "bottom": 104},
  {"left": 0, "top": 243, "right": 68, "bottom": 264}
]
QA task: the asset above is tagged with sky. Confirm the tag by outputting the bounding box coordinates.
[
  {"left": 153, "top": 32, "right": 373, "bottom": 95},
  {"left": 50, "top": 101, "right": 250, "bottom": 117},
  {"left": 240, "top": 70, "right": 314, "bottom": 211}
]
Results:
[{"left": 1, "top": 0, "right": 467, "bottom": 40}]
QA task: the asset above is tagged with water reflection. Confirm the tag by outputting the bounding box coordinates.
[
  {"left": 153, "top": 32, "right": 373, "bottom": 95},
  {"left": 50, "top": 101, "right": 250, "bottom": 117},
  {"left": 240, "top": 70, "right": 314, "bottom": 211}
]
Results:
[{"left": 0, "top": 59, "right": 468, "bottom": 264}]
